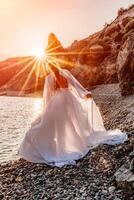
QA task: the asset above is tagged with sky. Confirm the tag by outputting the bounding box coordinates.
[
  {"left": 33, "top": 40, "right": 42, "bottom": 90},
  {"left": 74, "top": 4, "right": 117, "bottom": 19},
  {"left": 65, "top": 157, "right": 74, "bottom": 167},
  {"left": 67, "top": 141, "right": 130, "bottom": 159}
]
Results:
[{"left": 0, "top": 0, "right": 134, "bottom": 60}]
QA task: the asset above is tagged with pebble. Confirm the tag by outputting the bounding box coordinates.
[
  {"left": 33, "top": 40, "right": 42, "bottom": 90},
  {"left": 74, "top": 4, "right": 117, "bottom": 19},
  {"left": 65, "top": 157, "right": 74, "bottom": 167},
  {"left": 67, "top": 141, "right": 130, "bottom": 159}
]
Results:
[
  {"left": 108, "top": 186, "right": 116, "bottom": 194},
  {"left": 15, "top": 176, "right": 23, "bottom": 182},
  {"left": 102, "top": 189, "right": 108, "bottom": 195}
]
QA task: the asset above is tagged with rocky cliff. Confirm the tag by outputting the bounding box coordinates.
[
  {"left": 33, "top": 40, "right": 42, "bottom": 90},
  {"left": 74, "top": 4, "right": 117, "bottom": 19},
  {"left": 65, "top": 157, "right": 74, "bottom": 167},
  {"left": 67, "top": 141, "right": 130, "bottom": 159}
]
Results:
[{"left": 63, "top": 5, "right": 134, "bottom": 96}]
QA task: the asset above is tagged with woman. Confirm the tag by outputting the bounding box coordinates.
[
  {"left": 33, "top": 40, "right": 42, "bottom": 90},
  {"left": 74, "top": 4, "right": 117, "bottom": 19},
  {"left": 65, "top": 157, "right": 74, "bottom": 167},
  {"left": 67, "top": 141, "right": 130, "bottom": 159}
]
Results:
[{"left": 19, "top": 62, "right": 127, "bottom": 167}]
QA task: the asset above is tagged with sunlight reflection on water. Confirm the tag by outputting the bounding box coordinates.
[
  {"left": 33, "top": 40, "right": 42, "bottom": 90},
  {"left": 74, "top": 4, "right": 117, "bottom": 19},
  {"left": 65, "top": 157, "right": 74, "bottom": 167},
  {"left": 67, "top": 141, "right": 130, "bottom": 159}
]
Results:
[
  {"left": 32, "top": 98, "right": 43, "bottom": 116},
  {"left": 0, "top": 96, "right": 43, "bottom": 163}
]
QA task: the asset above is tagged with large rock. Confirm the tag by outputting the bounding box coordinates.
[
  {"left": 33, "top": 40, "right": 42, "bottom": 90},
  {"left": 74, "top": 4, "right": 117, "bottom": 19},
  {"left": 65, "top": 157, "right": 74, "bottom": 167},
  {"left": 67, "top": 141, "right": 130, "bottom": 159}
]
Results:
[
  {"left": 115, "top": 165, "right": 134, "bottom": 198},
  {"left": 116, "top": 32, "right": 134, "bottom": 96},
  {"left": 45, "top": 33, "right": 72, "bottom": 69},
  {"left": 45, "top": 33, "right": 64, "bottom": 54}
]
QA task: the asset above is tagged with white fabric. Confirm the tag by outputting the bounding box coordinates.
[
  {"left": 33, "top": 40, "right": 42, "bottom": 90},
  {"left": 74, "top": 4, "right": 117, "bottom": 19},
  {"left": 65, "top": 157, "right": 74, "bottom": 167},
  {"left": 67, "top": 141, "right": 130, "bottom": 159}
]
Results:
[{"left": 19, "top": 68, "right": 127, "bottom": 167}]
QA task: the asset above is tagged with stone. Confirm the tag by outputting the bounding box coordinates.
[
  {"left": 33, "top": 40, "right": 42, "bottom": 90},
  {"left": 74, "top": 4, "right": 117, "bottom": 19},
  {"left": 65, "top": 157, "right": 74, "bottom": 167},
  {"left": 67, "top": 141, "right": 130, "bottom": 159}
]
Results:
[
  {"left": 116, "top": 32, "right": 134, "bottom": 96},
  {"left": 129, "top": 151, "right": 134, "bottom": 159},
  {"left": 108, "top": 186, "right": 116, "bottom": 194},
  {"left": 130, "top": 159, "right": 134, "bottom": 172},
  {"left": 15, "top": 176, "right": 23, "bottom": 182},
  {"left": 102, "top": 189, "right": 108, "bottom": 195},
  {"left": 113, "top": 198, "right": 121, "bottom": 200},
  {"left": 31, "top": 173, "right": 37, "bottom": 178}
]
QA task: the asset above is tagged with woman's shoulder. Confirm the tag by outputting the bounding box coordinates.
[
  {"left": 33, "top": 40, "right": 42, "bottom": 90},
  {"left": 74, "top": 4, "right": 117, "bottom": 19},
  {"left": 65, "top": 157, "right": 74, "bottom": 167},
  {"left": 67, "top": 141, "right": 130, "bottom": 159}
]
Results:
[{"left": 45, "top": 73, "right": 53, "bottom": 82}]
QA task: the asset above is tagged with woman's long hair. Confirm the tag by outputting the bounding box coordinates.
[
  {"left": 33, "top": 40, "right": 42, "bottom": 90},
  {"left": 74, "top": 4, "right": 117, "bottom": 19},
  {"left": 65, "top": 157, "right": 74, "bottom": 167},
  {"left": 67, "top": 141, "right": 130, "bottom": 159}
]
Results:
[{"left": 47, "top": 61, "right": 68, "bottom": 90}]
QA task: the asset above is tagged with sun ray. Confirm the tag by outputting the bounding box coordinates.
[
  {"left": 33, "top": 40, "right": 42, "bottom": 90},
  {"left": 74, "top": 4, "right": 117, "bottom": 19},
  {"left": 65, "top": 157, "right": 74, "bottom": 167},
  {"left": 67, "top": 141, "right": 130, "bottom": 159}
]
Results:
[
  {"left": 45, "top": 40, "right": 59, "bottom": 52},
  {"left": 41, "top": 60, "right": 47, "bottom": 77},
  {"left": 13, "top": 45, "right": 92, "bottom": 97},
  {"left": 48, "top": 49, "right": 110, "bottom": 56},
  {"left": 9, "top": 58, "right": 36, "bottom": 86},
  {"left": 46, "top": 44, "right": 63, "bottom": 53},
  {"left": 34, "top": 60, "right": 40, "bottom": 91},
  {"left": 19, "top": 59, "right": 37, "bottom": 95},
  {"left": 0, "top": 56, "right": 34, "bottom": 72},
  {"left": 47, "top": 51, "right": 91, "bottom": 56},
  {"left": 44, "top": 60, "right": 56, "bottom": 77}
]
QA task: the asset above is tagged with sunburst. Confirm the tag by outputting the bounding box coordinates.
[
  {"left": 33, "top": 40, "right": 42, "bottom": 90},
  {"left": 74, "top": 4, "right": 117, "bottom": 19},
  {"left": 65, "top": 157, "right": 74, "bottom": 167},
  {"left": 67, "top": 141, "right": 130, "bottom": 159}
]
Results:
[{"left": 3, "top": 42, "right": 90, "bottom": 96}]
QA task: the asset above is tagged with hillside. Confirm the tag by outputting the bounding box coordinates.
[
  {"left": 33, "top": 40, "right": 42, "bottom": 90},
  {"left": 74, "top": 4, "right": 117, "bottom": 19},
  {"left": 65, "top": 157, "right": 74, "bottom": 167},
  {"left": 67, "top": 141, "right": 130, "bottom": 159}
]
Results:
[{"left": 0, "top": 56, "right": 45, "bottom": 95}]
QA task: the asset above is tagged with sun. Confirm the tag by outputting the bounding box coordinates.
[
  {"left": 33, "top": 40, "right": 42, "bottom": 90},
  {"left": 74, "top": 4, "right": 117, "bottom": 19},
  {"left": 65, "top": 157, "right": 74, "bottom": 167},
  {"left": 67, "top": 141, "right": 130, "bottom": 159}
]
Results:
[{"left": 33, "top": 48, "right": 45, "bottom": 60}]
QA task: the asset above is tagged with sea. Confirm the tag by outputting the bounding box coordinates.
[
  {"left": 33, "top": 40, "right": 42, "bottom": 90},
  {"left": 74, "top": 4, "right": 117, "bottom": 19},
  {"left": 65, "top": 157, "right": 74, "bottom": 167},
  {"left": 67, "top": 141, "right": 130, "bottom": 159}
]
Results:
[{"left": 0, "top": 96, "right": 43, "bottom": 163}]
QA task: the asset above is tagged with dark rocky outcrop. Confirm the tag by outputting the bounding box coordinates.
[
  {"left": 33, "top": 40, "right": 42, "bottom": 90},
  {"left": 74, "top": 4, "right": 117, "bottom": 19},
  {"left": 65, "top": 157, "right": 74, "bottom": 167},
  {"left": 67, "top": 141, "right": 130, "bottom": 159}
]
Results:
[{"left": 116, "top": 32, "right": 134, "bottom": 96}]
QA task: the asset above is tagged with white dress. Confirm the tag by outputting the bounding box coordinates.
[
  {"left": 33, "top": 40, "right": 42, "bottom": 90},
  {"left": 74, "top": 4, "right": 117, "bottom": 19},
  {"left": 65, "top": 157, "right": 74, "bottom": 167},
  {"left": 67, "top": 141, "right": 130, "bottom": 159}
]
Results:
[{"left": 19, "top": 68, "right": 127, "bottom": 167}]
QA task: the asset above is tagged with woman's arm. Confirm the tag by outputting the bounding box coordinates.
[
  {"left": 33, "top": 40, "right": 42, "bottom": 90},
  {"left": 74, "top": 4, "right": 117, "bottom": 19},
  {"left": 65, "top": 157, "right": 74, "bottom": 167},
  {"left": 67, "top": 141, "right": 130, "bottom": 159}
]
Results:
[
  {"left": 59, "top": 69, "right": 92, "bottom": 99},
  {"left": 43, "top": 74, "right": 55, "bottom": 108}
]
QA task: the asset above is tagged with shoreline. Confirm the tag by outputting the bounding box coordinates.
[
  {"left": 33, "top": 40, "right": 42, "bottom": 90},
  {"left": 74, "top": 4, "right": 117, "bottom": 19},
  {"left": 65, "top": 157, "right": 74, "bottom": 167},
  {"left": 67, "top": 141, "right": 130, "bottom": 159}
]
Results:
[{"left": 0, "top": 91, "right": 43, "bottom": 98}]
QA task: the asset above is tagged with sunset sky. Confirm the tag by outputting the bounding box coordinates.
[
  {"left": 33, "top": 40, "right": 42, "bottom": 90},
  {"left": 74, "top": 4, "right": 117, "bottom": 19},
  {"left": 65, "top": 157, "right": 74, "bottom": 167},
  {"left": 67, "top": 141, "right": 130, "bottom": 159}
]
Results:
[{"left": 0, "top": 0, "right": 133, "bottom": 60}]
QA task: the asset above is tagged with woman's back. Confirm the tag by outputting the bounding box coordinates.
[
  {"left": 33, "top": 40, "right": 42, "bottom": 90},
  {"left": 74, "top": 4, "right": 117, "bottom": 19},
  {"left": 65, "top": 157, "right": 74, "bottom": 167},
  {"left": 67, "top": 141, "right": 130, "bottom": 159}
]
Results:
[{"left": 54, "top": 73, "right": 68, "bottom": 90}]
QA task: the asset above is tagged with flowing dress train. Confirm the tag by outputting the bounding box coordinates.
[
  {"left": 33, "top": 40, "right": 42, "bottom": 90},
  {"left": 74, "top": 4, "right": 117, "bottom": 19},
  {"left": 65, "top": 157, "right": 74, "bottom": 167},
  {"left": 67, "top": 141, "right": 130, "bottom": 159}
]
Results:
[{"left": 19, "top": 69, "right": 127, "bottom": 167}]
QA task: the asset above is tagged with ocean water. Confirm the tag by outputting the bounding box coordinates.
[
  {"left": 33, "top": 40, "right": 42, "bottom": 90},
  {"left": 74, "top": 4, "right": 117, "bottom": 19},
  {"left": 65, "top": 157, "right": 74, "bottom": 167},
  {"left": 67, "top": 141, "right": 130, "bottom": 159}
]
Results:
[{"left": 0, "top": 96, "right": 43, "bottom": 163}]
